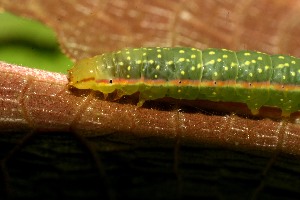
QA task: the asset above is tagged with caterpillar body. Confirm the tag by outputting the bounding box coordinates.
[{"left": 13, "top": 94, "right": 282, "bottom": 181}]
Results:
[{"left": 68, "top": 47, "right": 300, "bottom": 116}]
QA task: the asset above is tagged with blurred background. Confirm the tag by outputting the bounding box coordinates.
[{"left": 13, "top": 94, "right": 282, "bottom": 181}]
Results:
[{"left": 0, "top": 12, "right": 72, "bottom": 73}]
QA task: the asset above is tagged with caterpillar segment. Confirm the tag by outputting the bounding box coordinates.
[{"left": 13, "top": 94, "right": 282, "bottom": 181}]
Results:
[{"left": 68, "top": 47, "right": 300, "bottom": 117}]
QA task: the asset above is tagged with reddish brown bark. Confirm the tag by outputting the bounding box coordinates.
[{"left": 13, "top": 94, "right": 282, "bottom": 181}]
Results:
[{"left": 1, "top": 62, "right": 300, "bottom": 156}]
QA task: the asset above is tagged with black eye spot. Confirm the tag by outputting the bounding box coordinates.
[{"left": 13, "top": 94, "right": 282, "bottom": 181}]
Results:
[
  {"left": 249, "top": 83, "right": 252, "bottom": 87},
  {"left": 281, "top": 85, "right": 284, "bottom": 89},
  {"left": 109, "top": 80, "right": 113, "bottom": 84},
  {"left": 214, "top": 81, "right": 217, "bottom": 85},
  {"left": 178, "top": 80, "right": 181, "bottom": 84}
]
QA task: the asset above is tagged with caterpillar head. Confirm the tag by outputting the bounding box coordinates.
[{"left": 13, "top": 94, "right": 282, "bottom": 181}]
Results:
[{"left": 68, "top": 55, "right": 117, "bottom": 93}]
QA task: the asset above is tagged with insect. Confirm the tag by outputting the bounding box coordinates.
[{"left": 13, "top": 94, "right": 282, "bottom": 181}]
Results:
[{"left": 68, "top": 47, "right": 300, "bottom": 117}]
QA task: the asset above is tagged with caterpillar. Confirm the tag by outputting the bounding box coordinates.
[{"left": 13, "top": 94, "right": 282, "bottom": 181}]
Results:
[{"left": 68, "top": 47, "right": 300, "bottom": 117}]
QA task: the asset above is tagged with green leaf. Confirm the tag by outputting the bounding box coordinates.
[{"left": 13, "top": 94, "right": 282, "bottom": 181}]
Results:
[{"left": 0, "top": 12, "right": 73, "bottom": 74}]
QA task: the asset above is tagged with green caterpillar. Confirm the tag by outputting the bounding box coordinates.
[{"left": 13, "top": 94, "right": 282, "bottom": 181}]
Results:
[{"left": 68, "top": 47, "right": 300, "bottom": 116}]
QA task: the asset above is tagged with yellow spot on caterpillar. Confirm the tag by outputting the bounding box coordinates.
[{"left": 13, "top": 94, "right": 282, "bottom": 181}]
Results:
[
  {"left": 117, "top": 51, "right": 121, "bottom": 54},
  {"left": 178, "top": 89, "right": 181, "bottom": 93},
  {"left": 149, "top": 60, "right": 154, "bottom": 64},
  {"left": 284, "top": 63, "right": 289, "bottom": 67},
  {"left": 89, "top": 70, "right": 94, "bottom": 73},
  {"left": 280, "top": 99, "right": 283, "bottom": 102},
  {"left": 119, "top": 62, "right": 124, "bottom": 66},
  {"left": 157, "top": 54, "right": 162, "bottom": 58},
  {"left": 197, "top": 63, "right": 201, "bottom": 68},
  {"left": 186, "top": 59, "right": 190, "bottom": 62},
  {"left": 127, "top": 66, "right": 131, "bottom": 71},
  {"left": 244, "top": 61, "right": 251, "bottom": 65},
  {"left": 178, "top": 58, "right": 185, "bottom": 62},
  {"left": 191, "top": 48, "right": 196, "bottom": 50},
  {"left": 126, "top": 51, "right": 130, "bottom": 54},
  {"left": 223, "top": 54, "right": 228, "bottom": 58},
  {"left": 136, "top": 60, "right": 142, "bottom": 64},
  {"left": 257, "top": 68, "right": 262, "bottom": 73},
  {"left": 298, "top": 69, "right": 300, "bottom": 74},
  {"left": 278, "top": 56, "right": 285, "bottom": 59},
  {"left": 191, "top": 54, "right": 196, "bottom": 58},
  {"left": 127, "top": 75, "right": 130, "bottom": 78},
  {"left": 265, "top": 65, "right": 270, "bottom": 70},
  {"left": 224, "top": 66, "right": 228, "bottom": 71},
  {"left": 212, "top": 92, "right": 217, "bottom": 95},
  {"left": 277, "top": 64, "right": 284, "bottom": 68},
  {"left": 252, "top": 60, "right": 256, "bottom": 63},
  {"left": 257, "top": 56, "right": 263, "bottom": 60},
  {"left": 283, "top": 75, "right": 286, "bottom": 80},
  {"left": 127, "top": 56, "right": 131, "bottom": 60},
  {"left": 143, "top": 52, "right": 147, "bottom": 56},
  {"left": 292, "top": 60, "right": 296, "bottom": 64},
  {"left": 208, "top": 60, "right": 215, "bottom": 64},
  {"left": 181, "top": 70, "right": 185, "bottom": 75},
  {"left": 214, "top": 72, "right": 218, "bottom": 76},
  {"left": 157, "top": 49, "right": 161, "bottom": 52},
  {"left": 167, "top": 61, "right": 173, "bottom": 65},
  {"left": 217, "top": 58, "right": 222, "bottom": 62},
  {"left": 249, "top": 73, "right": 253, "bottom": 77},
  {"left": 156, "top": 65, "right": 160, "bottom": 70},
  {"left": 209, "top": 51, "right": 215, "bottom": 55},
  {"left": 244, "top": 52, "right": 251, "bottom": 56},
  {"left": 179, "top": 50, "right": 185, "bottom": 53},
  {"left": 231, "top": 62, "right": 237, "bottom": 67},
  {"left": 191, "top": 66, "right": 195, "bottom": 71},
  {"left": 291, "top": 71, "right": 296, "bottom": 76},
  {"left": 154, "top": 74, "right": 158, "bottom": 78},
  {"left": 247, "top": 96, "right": 251, "bottom": 99}
]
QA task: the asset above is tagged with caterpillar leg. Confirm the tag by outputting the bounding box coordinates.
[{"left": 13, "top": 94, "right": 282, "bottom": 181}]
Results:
[
  {"left": 103, "top": 93, "right": 108, "bottom": 100},
  {"left": 248, "top": 102, "right": 263, "bottom": 116},
  {"left": 250, "top": 108, "right": 259, "bottom": 116},
  {"left": 115, "top": 90, "right": 126, "bottom": 100},
  {"left": 281, "top": 111, "right": 291, "bottom": 118},
  {"left": 137, "top": 99, "right": 145, "bottom": 107},
  {"left": 281, "top": 110, "right": 291, "bottom": 118}
]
